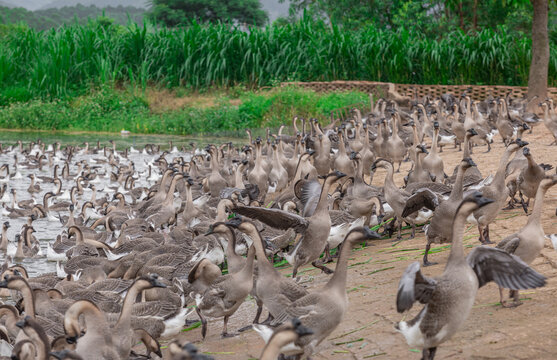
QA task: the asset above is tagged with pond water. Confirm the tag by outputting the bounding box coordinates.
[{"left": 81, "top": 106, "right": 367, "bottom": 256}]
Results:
[{"left": 0, "top": 130, "right": 249, "bottom": 278}]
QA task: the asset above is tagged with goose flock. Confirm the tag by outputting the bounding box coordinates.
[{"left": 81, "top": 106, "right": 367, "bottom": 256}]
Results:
[{"left": 0, "top": 92, "right": 555, "bottom": 360}]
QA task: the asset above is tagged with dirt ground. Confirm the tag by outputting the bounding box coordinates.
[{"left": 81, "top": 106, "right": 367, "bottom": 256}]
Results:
[{"left": 163, "top": 128, "right": 557, "bottom": 359}]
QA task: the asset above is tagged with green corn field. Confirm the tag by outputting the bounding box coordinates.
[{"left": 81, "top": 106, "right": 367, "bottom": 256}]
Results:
[{"left": 0, "top": 17, "right": 556, "bottom": 103}]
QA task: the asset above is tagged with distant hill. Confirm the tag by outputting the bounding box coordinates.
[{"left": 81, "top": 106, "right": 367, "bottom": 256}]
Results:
[
  {"left": 41, "top": 0, "right": 149, "bottom": 9},
  {"left": 260, "top": 0, "right": 289, "bottom": 21},
  {"left": 0, "top": 4, "right": 145, "bottom": 30},
  {"left": 0, "top": 0, "right": 14, "bottom": 7},
  {"left": 7, "top": 0, "right": 53, "bottom": 10}
]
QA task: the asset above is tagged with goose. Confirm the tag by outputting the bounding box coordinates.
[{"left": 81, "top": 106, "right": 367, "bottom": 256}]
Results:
[
  {"left": 540, "top": 102, "right": 557, "bottom": 145},
  {"left": 333, "top": 128, "right": 354, "bottom": 177},
  {"left": 385, "top": 112, "right": 406, "bottom": 172},
  {"left": 226, "top": 218, "right": 308, "bottom": 322},
  {"left": 26, "top": 175, "right": 41, "bottom": 194},
  {"left": 516, "top": 147, "right": 553, "bottom": 211},
  {"left": 468, "top": 139, "right": 528, "bottom": 243},
  {"left": 495, "top": 175, "right": 557, "bottom": 307},
  {"left": 406, "top": 145, "right": 432, "bottom": 185},
  {"left": 404, "top": 157, "right": 477, "bottom": 266},
  {"left": 191, "top": 244, "right": 255, "bottom": 338},
  {"left": 395, "top": 192, "right": 546, "bottom": 360},
  {"left": 14, "top": 316, "right": 50, "bottom": 360},
  {"left": 63, "top": 300, "right": 120, "bottom": 359},
  {"left": 263, "top": 227, "right": 381, "bottom": 358},
  {"left": 0, "top": 222, "right": 9, "bottom": 251},
  {"left": 167, "top": 341, "right": 214, "bottom": 360},
  {"left": 372, "top": 159, "right": 437, "bottom": 239},
  {"left": 496, "top": 100, "right": 515, "bottom": 145},
  {"left": 257, "top": 318, "right": 313, "bottom": 360},
  {"left": 234, "top": 171, "right": 347, "bottom": 277},
  {"left": 0, "top": 275, "right": 65, "bottom": 339},
  {"left": 421, "top": 122, "right": 444, "bottom": 182}
]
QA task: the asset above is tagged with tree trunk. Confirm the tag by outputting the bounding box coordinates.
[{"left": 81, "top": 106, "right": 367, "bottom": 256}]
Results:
[
  {"left": 473, "top": 0, "right": 478, "bottom": 30},
  {"left": 527, "top": 0, "right": 549, "bottom": 109},
  {"left": 458, "top": 1, "right": 464, "bottom": 30}
]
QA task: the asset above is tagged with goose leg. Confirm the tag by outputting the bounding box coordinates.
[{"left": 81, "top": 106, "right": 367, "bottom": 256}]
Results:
[
  {"left": 250, "top": 299, "right": 263, "bottom": 324},
  {"left": 410, "top": 224, "right": 416, "bottom": 239},
  {"left": 482, "top": 226, "right": 492, "bottom": 244},
  {"left": 321, "top": 244, "right": 333, "bottom": 264},
  {"left": 397, "top": 221, "right": 403, "bottom": 240},
  {"left": 221, "top": 315, "right": 236, "bottom": 338},
  {"left": 396, "top": 162, "right": 402, "bottom": 173},
  {"left": 311, "top": 260, "right": 333, "bottom": 274},
  {"left": 519, "top": 192, "right": 528, "bottom": 214},
  {"left": 422, "top": 347, "right": 437, "bottom": 360},
  {"left": 196, "top": 307, "right": 208, "bottom": 339},
  {"left": 423, "top": 243, "right": 437, "bottom": 266}
]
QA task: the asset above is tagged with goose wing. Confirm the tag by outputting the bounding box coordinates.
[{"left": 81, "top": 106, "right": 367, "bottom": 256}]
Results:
[
  {"left": 495, "top": 235, "right": 520, "bottom": 255},
  {"left": 270, "top": 293, "right": 322, "bottom": 326},
  {"left": 279, "top": 279, "right": 309, "bottom": 302},
  {"left": 467, "top": 246, "right": 546, "bottom": 289},
  {"left": 298, "top": 179, "right": 322, "bottom": 217},
  {"left": 401, "top": 188, "right": 439, "bottom": 218},
  {"left": 233, "top": 205, "right": 309, "bottom": 232},
  {"left": 396, "top": 262, "right": 437, "bottom": 313}
]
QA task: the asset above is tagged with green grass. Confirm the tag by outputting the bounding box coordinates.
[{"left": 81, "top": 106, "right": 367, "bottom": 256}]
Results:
[{"left": 0, "top": 86, "right": 369, "bottom": 134}]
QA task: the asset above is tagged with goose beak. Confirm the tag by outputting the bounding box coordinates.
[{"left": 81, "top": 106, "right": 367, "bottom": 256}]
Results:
[
  {"left": 155, "top": 349, "right": 163, "bottom": 357},
  {"left": 15, "top": 319, "right": 25, "bottom": 329},
  {"left": 523, "top": 147, "right": 530, "bottom": 156},
  {"left": 295, "top": 324, "right": 314, "bottom": 337},
  {"left": 204, "top": 228, "right": 214, "bottom": 236},
  {"left": 465, "top": 158, "right": 477, "bottom": 167},
  {"left": 65, "top": 335, "right": 78, "bottom": 344},
  {"left": 149, "top": 274, "right": 167, "bottom": 288},
  {"left": 363, "top": 228, "right": 382, "bottom": 240},
  {"left": 0, "top": 280, "right": 7, "bottom": 288},
  {"left": 49, "top": 351, "right": 66, "bottom": 360},
  {"left": 225, "top": 217, "right": 243, "bottom": 229}
]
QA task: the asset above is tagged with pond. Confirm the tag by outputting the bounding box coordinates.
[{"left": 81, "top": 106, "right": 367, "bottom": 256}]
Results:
[{"left": 0, "top": 129, "right": 251, "bottom": 278}]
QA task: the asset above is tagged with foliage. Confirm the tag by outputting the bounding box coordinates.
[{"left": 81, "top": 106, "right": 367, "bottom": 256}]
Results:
[
  {"left": 147, "top": 0, "right": 268, "bottom": 27},
  {"left": 0, "top": 86, "right": 369, "bottom": 134},
  {"left": 1, "top": 17, "right": 556, "bottom": 106},
  {"left": 0, "top": 4, "right": 144, "bottom": 30}
]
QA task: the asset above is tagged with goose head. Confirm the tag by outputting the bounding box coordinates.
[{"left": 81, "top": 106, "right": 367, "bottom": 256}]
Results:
[
  {"left": 370, "top": 158, "right": 392, "bottom": 172},
  {"left": 457, "top": 192, "right": 494, "bottom": 216},
  {"left": 135, "top": 273, "right": 167, "bottom": 291},
  {"left": 461, "top": 157, "right": 477, "bottom": 170},
  {"left": 344, "top": 227, "right": 382, "bottom": 247}
]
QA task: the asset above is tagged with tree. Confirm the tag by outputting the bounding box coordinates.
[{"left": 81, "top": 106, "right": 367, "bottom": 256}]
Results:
[
  {"left": 527, "top": 0, "right": 549, "bottom": 102},
  {"left": 148, "top": 0, "right": 268, "bottom": 27}
]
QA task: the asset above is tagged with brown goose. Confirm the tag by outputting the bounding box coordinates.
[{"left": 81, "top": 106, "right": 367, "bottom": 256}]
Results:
[
  {"left": 396, "top": 193, "right": 546, "bottom": 360},
  {"left": 495, "top": 175, "right": 557, "bottom": 307},
  {"left": 226, "top": 218, "right": 308, "bottom": 322},
  {"left": 262, "top": 228, "right": 381, "bottom": 358},
  {"left": 191, "top": 244, "right": 255, "bottom": 338},
  {"left": 258, "top": 318, "right": 313, "bottom": 360},
  {"left": 234, "top": 171, "right": 347, "bottom": 276},
  {"left": 469, "top": 139, "right": 528, "bottom": 243},
  {"left": 403, "top": 157, "right": 477, "bottom": 266}
]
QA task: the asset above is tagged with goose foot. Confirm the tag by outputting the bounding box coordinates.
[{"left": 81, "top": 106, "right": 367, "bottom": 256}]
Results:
[
  {"left": 221, "top": 332, "right": 238, "bottom": 338},
  {"left": 421, "top": 347, "right": 437, "bottom": 360},
  {"left": 423, "top": 260, "right": 438, "bottom": 267},
  {"left": 237, "top": 325, "right": 253, "bottom": 332},
  {"left": 501, "top": 300, "right": 523, "bottom": 308},
  {"left": 312, "top": 261, "right": 333, "bottom": 274}
]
